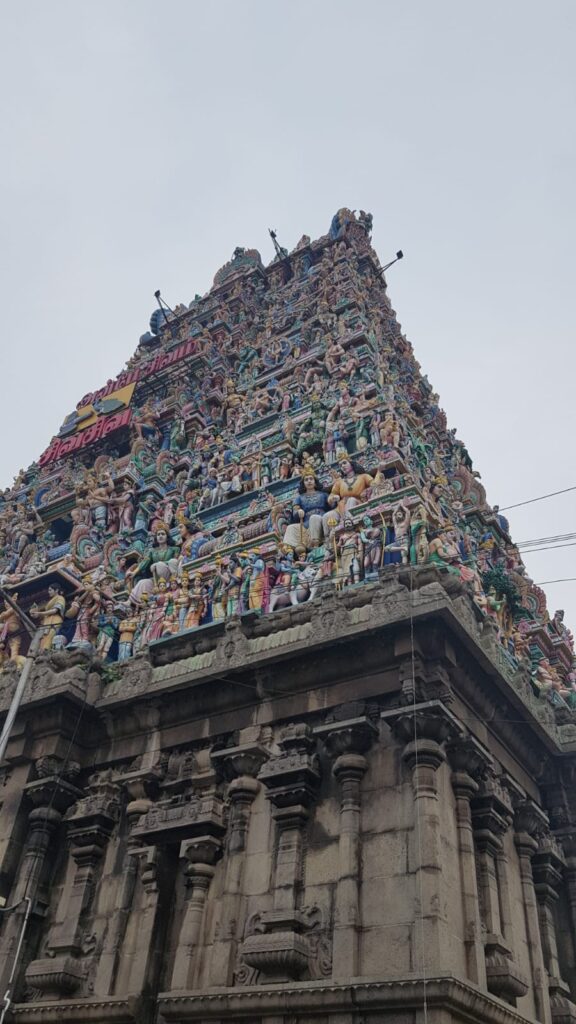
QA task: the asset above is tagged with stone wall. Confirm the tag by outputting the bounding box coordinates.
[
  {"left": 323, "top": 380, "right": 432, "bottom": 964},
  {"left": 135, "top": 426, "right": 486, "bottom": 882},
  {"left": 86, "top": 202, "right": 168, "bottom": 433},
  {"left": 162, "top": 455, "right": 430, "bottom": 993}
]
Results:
[{"left": 0, "top": 579, "right": 575, "bottom": 1024}]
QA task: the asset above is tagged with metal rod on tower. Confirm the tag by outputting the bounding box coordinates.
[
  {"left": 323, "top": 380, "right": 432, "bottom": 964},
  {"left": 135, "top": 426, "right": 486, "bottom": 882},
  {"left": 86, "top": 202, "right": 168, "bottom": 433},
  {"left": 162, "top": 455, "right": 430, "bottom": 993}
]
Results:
[
  {"left": 154, "top": 290, "right": 178, "bottom": 339},
  {"left": 268, "top": 229, "right": 289, "bottom": 261},
  {"left": 376, "top": 250, "right": 404, "bottom": 276},
  {"left": 0, "top": 590, "right": 44, "bottom": 766}
]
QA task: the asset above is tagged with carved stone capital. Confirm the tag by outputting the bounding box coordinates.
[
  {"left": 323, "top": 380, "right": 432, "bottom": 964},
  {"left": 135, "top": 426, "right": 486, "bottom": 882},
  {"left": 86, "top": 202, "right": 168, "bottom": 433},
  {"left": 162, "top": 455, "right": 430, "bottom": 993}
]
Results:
[
  {"left": 532, "top": 833, "right": 566, "bottom": 904},
  {"left": 514, "top": 799, "right": 550, "bottom": 845},
  {"left": 64, "top": 774, "right": 121, "bottom": 855},
  {"left": 259, "top": 723, "right": 320, "bottom": 810},
  {"left": 182, "top": 833, "right": 223, "bottom": 869},
  {"left": 471, "top": 773, "right": 513, "bottom": 853},
  {"left": 447, "top": 736, "right": 491, "bottom": 808},
  {"left": 446, "top": 734, "right": 493, "bottom": 780},
  {"left": 382, "top": 699, "right": 462, "bottom": 749},
  {"left": 314, "top": 714, "right": 378, "bottom": 760},
  {"left": 25, "top": 774, "right": 82, "bottom": 817},
  {"left": 211, "top": 741, "right": 270, "bottom": 783}
]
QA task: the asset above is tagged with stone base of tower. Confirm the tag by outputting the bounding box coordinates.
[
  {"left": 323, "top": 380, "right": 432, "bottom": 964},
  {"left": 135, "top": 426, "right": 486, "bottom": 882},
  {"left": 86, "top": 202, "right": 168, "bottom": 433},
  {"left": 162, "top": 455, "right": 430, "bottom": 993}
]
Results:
[{"left": 2, "top": 575, "right": 576, "bottom": 1024}]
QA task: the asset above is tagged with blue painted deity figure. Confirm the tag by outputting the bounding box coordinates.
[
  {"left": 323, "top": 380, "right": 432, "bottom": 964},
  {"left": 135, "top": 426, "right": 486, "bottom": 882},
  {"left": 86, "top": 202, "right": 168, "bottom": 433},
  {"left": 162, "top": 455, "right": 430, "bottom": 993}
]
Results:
[{"left": 282, "top": 472, "right": 332, "bottom": 551}]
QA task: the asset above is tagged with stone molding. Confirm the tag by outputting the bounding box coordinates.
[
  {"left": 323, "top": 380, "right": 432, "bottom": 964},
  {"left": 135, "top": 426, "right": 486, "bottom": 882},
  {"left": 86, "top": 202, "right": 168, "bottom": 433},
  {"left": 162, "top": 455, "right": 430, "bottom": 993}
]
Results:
[{"left": 157, "top": 975, "right": 540, "bottom": 1024}]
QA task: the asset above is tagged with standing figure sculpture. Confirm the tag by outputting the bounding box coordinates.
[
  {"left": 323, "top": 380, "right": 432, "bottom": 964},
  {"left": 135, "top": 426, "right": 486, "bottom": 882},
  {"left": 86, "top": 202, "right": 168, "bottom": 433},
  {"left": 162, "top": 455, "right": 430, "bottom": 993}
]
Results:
[
  {"left": 30, "top": 584, "right": 66, "bottom": 651},
  {"left": 0, "top": 594, "right": 26, "bottom": 668},
  {"left": 337, "top": 517, "right": 362, "bottom": 587},
  {"left": 360, "top": 515, "right": 383, "bottom": 578}
]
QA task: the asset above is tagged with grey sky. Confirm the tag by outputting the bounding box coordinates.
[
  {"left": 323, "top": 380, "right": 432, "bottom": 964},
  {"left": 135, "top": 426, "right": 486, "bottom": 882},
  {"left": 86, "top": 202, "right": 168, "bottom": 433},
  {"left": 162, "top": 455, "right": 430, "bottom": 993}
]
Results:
[{"left": 1, "top": 0, "right": 575, "bottom": 626}]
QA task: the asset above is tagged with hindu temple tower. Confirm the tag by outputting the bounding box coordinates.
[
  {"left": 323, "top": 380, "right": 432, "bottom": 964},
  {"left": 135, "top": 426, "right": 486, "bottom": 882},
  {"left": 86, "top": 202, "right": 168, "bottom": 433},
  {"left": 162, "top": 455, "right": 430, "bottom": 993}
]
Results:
[{"left": 0, "top": 209, "right": 575, "bottom": 1024}]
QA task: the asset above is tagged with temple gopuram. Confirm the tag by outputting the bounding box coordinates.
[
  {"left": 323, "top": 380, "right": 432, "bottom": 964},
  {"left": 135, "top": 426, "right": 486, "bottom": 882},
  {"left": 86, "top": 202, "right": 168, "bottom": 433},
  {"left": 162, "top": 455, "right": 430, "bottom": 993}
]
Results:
[{"left": 1, "top": 209, "right": 576, "bottom": 1024}]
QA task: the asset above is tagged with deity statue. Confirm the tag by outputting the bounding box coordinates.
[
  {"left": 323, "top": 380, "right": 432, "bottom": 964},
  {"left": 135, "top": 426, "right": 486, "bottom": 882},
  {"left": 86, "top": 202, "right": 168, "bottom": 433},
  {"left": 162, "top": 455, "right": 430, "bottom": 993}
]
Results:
[
  {"left": 283, "top": 473, "right": 332, "bottom": 551},
  {"left": 223, "top": 555, "right": 243, "bottom": 616},
  {"left": 184, "top": 575, "right": 206, "bottom": 629},
  {"left": 336, "top": 516, "right": 362, "bottom": 587},
  {"left": 118, "top": 612, "right": 138, "bottom": 661},
  {"left": 126, "top": 527, "right": 180, "bottom": 586},
  {"left": 110, "top": 479, "right": 136, "bottom": 533},
  {"left": 268, "top": 547, "right": 301, "bottom": 612},
  {"left": 147, "top": 579, "right": 171, "bottom": 641},
  {"left": 30, "top": 584, "right": 66, "bottom": 651},
  {"left": 66, "top": 586, "right": 101, "bottom": 651},
  {"left": 248, "top": 551, "right": 267, "bottom": 613},
  {"left": 209, "top": 559, "right": 227, "bottom": 622},
  {"left": 360, "top": 515, "right": 383, "bottom": 578},
  {"left": 86, "top": 472, "right": 115, "bottom": 532},
  {"left": 409, "top": 504, "right": 429, "bottom": 565},
  {"left": 328, "top": 456, "right": 374, "bottom": 518},
  {"left": 428, "top": 531, "right": 465, "bottom": 576},
  {"left": 134, "top": 400, "right": 161, "bottom": 445},
  {"left": 95, "top": 600, "right": 120, "bottom": 660},
  {"left": 0, "top": 594, "right": 26, "bottom": 668}
]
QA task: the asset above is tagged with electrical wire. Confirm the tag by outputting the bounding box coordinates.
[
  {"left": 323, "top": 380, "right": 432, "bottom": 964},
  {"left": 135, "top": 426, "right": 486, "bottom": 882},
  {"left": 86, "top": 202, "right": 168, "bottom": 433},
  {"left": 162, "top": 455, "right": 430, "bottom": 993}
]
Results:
[
  {"left": 520, "top": 542, "right": 576, "bottom": 555},
  {"left": 517, "top": 532, "right": 576, "bottom": 549},
  {"left": 408, "top": 565, "right": 429, "bottom": 1024},
  {"left": 499, "top": 485, "right": 576, "bottom": 512},
  {"left": 536, "top": 578, "right": 576, "bottom": 586}
]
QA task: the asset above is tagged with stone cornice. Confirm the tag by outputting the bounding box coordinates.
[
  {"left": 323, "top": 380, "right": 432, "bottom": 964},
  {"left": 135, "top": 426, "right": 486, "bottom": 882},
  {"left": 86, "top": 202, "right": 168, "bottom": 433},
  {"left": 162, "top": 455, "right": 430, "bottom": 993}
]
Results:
[
  {"left": 4, "top": 578, "right": 574, "bottom": 777},
  {"left": 10, "top": 995, "right": 139, "bottom": 1023},
  {"left": 157, "top": 975, "right": 537, "bottom": 1024}
]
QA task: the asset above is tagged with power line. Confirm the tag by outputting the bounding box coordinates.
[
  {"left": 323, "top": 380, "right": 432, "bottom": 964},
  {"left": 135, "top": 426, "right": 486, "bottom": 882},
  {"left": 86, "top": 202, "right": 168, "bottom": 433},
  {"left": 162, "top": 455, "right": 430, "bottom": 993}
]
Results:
[
  {"left": 517, "top": 532, "right": 576, "bottom": 549},
  {"left": 521, "top": 542, "right": 576, "bottom": 555},
  {"left": 537, "top": 578, "right": 576, "bottom": 586},
  {"left": 499, "top": 485, "right": 576, "bottom": 512}
]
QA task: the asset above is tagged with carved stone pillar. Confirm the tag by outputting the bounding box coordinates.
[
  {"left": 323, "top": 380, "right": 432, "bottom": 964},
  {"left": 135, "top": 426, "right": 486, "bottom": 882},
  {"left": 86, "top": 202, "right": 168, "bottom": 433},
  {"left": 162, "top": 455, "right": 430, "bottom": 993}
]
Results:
[
  {"left": 170, "top": 835, "right": 222, "bottom": 990},
  {"left": 532, "top": 832, "right": 576, "bottom": 1024},
  {"left": 315, "top": 714, "right": 378, "bottom": 978},
  {"left": 25, "top": 772, "right": 121, "bottom": 998},
  {"left": 133, "top": 782, "right": 225, "bottom": 994},
  {"left": 445, "top": 735, "right": 488, "bottom": 988},
  {"left": 0, "top": 762, "right": 80, "bottom": 998},
  {"left": 382, "top": 700, "right": 458, "bottom": 975},
  {"left": 239, "top": 723, "right": 322, "bottom": 983},
  {"left": 557, "top": 828, "right": 576, "bottom": 989},
  {"left": 95, "top": 765, "right": 161, "bottom": 995},
  {"left": 514, "top": 799, "right": 553, "bottom": 1024},
  {"left": 471, "top": 773, "right": 528, "bottom": 1004},
  {"left": 207, "top": 741, "right": 269, "bottom": 986}
]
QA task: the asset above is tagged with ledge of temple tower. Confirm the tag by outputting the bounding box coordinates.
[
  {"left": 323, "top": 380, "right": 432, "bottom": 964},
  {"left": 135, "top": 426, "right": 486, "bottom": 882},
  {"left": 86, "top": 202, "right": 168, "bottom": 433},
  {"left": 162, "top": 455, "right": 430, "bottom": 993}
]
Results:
[{"left": 2, "top": 573, "right": 572, "bottom": 777}]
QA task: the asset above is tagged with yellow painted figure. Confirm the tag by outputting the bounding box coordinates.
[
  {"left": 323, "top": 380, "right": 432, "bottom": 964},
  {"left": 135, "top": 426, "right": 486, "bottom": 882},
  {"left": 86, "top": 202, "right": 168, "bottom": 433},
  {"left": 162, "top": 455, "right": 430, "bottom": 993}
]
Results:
[{"left": 30, "top": 585, "right": 66, "bottom": 651}]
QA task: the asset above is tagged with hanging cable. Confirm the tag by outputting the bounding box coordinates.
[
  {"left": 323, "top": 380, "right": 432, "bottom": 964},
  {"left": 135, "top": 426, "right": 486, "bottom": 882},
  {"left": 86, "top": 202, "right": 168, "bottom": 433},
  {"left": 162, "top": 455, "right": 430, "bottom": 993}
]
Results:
[
  {"left": 499, "top": 485, "right": 576, "bottom": 512},
  {"left": 408, "top": 566, "right": 429, "bottom": 1024},
  {"left": 520, "top": 542, "right": 576, "bottom": 555},
  {"left": 516, "top": 532, "right": 576, "bottom": 549},
  {"left": 0, "top": 897, "right": 32, "bottom": 1024},
  {"left": 536, "top": 578, "right": 576, "bottom": 586}
]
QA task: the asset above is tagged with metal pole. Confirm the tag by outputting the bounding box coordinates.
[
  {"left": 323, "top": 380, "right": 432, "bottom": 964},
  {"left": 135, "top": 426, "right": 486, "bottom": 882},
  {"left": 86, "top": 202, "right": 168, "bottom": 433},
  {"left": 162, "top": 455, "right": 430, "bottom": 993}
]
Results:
[
  {"left": 0, "top": 627, "right": 44, "bottom": 766},
  {"left": 0, "top": 897, "right": 32, "bottom": 1024},
  {"left": 0, "top": 586, "right": 44, "bottom": 766}
]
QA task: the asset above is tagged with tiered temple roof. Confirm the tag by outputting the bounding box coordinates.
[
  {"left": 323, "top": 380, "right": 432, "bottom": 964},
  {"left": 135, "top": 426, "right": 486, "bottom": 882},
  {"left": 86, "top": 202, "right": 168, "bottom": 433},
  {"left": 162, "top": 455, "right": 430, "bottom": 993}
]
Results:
[{"left": 0, "top": 208, "right": 573, "bottom": 708}]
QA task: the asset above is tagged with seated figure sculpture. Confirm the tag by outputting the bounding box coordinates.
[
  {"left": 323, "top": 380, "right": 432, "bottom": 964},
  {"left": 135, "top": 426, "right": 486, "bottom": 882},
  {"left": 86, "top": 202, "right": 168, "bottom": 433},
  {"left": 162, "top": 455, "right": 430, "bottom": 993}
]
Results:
[{"left": 283, "top": 472, "right": 332, "bottom": 550}]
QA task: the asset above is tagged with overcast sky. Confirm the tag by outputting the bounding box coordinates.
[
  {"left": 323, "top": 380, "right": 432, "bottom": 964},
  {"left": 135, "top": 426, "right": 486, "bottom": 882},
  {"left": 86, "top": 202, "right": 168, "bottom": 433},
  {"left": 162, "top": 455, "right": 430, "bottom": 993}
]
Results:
[{"left": 1, "top": 0, "right": 575, "bottom": 628}]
